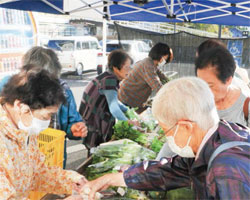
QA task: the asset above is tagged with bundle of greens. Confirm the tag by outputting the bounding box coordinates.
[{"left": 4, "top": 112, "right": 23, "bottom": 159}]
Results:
[
  {"left": 125, "top": 108, "right": 139, "bottom": 120},
  {"left": 85, "top": 140, "right": 157, "bottom": 199},
  {"left": 86, "top": 140, "right": 156, "bottom": 181},
  {"left": 112, "top": 121, "right": 148, "bottom": 146},
  {"left": 150, "top": 128, "right": 166, "bottom": 153}
]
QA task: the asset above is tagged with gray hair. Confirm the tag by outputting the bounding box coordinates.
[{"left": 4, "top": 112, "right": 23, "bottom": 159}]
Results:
[
  {"left": 22, "top": 46, "right": 62, "bottom": 77},
  {"left": 152, "top": 77, "right": 219, "bottom": 131}
]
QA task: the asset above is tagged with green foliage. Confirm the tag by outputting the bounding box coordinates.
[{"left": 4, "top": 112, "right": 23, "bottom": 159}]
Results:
[
  {"left": 85, "top": 141, "right": 156, "bottom": 181},
  {"left": 148, "top": 191, "right": 167, "bottom": 199},
  {"left": 113, "top": 121, "right": 147, "bottom": 146},
  {"left": 150, "top": 137, "right": 164, "bottom": 153},
  {"left": 125, "top": 108, "right": 139, "bottom": 120}
]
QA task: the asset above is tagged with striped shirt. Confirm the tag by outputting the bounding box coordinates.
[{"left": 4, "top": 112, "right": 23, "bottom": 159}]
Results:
[{"left": 118, "top": 57, "right": 168, "bottom": 108}]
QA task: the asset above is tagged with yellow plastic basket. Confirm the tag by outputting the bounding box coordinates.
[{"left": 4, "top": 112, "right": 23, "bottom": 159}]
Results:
[{"left": 29, "top": 128, "right": 66, "bottom": 200}]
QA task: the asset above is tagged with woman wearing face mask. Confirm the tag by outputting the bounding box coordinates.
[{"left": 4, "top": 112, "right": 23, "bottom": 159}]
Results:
[
  {"left": 0, "top": 66, "right": 86, "bottom": 200},
  {"left": 118, "top": 42, "right": 173, "bottom": 113},
  {"left": 79, "top": 49, "right": 135, "bottom": 150},
  {"left": 83, "top": 77, "right": 250, "bottom": 200}
]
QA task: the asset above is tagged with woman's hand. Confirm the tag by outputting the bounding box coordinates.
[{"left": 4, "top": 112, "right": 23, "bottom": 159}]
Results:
[
  {"left": 73, "top": 176, "right": 88, "bottom": 194},
  {"left": 71, "top": 122, "right": 88, "bottom": 138},
  {"left": 128, "top": 119, "right": 140, "bottom": 127},
  {"left": 85, "top": 173, "right": 126, "bottom": 200},
  {"left": 62, "top": 195, "right": 83, "bottom": 200}
]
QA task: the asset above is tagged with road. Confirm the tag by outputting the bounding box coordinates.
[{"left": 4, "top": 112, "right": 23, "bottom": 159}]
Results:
[{"left": 61, "top": 71, "right": 97, "bottom": 170}]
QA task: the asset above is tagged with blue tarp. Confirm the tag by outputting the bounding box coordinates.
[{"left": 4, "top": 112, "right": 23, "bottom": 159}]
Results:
[
  {"left": 0, "top": 0, "right": 249, "bottom": 26},
  {"left": 0, "top": 0, "right": 64, "bottom": 14},
  {"left": 109, "top": 0, "right": 250, "bottom": 26}
]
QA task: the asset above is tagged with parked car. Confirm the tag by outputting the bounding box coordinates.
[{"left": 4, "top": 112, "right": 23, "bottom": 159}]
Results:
[
  {"left": 97, "top": 40, "right": 151, "bottom": 74},
  {"left": 47, "top": 36, "right": 101, "bottom": 75}
]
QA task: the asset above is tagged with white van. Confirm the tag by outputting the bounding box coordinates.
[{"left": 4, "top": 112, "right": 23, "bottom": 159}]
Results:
[{"left": 47, "top": 36, "right": 101, "bottom": 75}]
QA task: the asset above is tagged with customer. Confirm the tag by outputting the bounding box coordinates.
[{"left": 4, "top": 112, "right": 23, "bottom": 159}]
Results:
[
  {"left": 118, "top": 42, "right": 173, "bottom": 113},
  {"left": 84, "top": 77, "right": 250, "bottom": 200},
  {"left": 196, "top": 46, "right": 250, "bottom": 126},
  {"left": 79, "top": 49, "right": 135, "bottom": 149},
  {"left": 196, "top": 39, "right": 249, "bottom": 88},
  {"left": 0, "top": 68, "right": 86, "bottom": 199},
  {"left": 0, "top": 46, "right": 88, "bottom": 168},
  {"left": 22, "top": 47, "right": 87, "bottom": 140}
]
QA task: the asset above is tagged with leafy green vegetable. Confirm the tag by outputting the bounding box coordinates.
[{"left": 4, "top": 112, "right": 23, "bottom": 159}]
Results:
[
  {"left": 150, "top": 137, "right": 164, "bottom": 153},
  {"left": 85, "top": 140, "right": 156, "bottom": 182},
  {"left": 112, "top": 121, "right": 148, "bottom": 146},
  {"left": 125, "top": 188, "right": 148, "bottom": 199},
  {"left": 125, "top": 108, "right": 139, "bottom": 120}
]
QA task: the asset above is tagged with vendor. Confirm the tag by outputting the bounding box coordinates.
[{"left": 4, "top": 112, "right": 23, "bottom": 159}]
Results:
[
  {"left": 84, "top": 77, "right": 250, "bottom": 200},
  {"left": 0, "top": 46, "right": 88, "bottom": 169},
  {"left": 79, "top": 50, "right": 137, "bottom": 150},
  {"left": 0, "top": 67, "right": 86, "bottom": 199},
  {"left": 118, "top": 42, "right": 173, "bottom": 113}
]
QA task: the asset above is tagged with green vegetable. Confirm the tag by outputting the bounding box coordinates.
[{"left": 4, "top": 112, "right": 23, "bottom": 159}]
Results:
[
  {"left": 125, "top": 108, "right": 139, "bottom": 120},
  {"left": 85, "top": 140, "right": 156, "bottom": 182},
  {"left": 113, "top": 121, "right": 148, "bottom": 146},
  {"left": 125, "top": 188, "right": 148, "bottom": 199},
  {"left": 150, "top": 137, "right": 164, "bottom": 153},
  {"left": 148, "top": 191, "right": 167, "bottom": 199}
]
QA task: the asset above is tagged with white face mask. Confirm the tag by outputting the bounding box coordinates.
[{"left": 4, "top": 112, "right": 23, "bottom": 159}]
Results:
[
  {"left": 158, "top": 59, "right": 166, "bottom": 68},
  {"left": 166, "top": 125, "right": 195, "bottom": 158},
  {"left": 18, "top": 108, "right": 50, "bottom": 136}
]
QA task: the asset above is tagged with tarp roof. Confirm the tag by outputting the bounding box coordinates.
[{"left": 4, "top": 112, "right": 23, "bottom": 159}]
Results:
[{"left": 0, "top": 0, "right": 249, "bottom": 26}]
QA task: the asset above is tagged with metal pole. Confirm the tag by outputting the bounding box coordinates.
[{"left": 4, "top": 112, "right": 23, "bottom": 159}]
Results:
[
  {"left": 218, "top": 25, "right": 222, "bottom": 38},
  {"left": 102, "top": 1, "right": 107, "bottom": 70},
  {"left": 102, "top": 18, "right": 107, "bottom": 69}
]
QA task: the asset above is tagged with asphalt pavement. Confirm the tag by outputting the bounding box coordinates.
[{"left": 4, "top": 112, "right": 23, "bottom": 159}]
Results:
[{"left": 61, "top": 70, "right": 97, "bottom": 170}]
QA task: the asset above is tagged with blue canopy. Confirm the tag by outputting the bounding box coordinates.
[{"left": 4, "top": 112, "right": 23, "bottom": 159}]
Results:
[
  {"left": 0, "top": 0, "right": 249, "bottom": 26},
  {"left": 109, "top": 0, "right": 250, "bottom": 26},
  {"left": 0, "top": 0, "right": 64, "bottom": 14}
]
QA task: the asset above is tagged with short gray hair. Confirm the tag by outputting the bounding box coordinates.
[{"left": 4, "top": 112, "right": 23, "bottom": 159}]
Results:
[
  {"left": 152, "top": 77, "right": 219, "bottom": 131},
  {"left": 22, "top": 46, "right": 62, "bottom": 77}
]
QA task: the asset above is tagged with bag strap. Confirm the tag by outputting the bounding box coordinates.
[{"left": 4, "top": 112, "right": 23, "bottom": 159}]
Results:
[
  {"left": 243, "top": 97, "right": 250, "bottom": 121},
  {"left": 207, "top": 141, "right": 250, "bottom": 173}
]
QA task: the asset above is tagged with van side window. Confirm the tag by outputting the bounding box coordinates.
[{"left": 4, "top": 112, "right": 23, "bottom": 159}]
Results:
[
  {"left": 82, "top": 42, "right": 90, "bottom": 49},
  {"left": 76, "top": 42, "right": 81, "bottom": 50},
  {"left": 90, "top": 41, "right": 98, "bottom": 49}
]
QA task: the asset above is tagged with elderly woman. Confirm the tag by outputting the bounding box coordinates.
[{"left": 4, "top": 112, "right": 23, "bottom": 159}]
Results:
[
  {"left": 118, "top": 42, "right": 173, "bottom": 113},
  {"left": 196, "top": 46, "right": 250, "bottom": 127},
  {"left": 196, "top": 39, "right": 249, "bottom": 85},
  {"left": 0, "top": 46, "right": 88, "bottom": 168},
  {"left": 0, "top": 67, "right": 86, "bottom": 199},
  {"left": 79, "top": 49, "right": 135, "bottom": 149},
  {"left": 83, "top": 77, "right": 249, "bottom": 200}
]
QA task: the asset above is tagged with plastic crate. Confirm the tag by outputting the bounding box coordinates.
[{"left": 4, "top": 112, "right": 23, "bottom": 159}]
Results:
[{"left": 29, "top": 128, "right": 66, "bottom": 200}]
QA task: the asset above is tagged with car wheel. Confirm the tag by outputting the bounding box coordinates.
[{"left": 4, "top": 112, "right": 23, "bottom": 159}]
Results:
[{"left": 76, "top": 63, "right": 83, "bottom": 76}]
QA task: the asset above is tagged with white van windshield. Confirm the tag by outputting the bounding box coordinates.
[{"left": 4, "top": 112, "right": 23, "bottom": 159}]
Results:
[{"left": 48, "top": 40, "right": 74, "bottom": 51}]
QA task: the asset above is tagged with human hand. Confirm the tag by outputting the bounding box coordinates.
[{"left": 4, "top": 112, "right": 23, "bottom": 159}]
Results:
[
  {"left": 72, "top": 176, "right": 88, "bottom": 194},
  {"left": 85, "top": 173, "right": 126, "bottom": 200},
  {"left": 71, "top": 122, "right": 88, "bottom": 138},
  {"left": 62, "top": 195, "right": 83, "bottom": 200},
  {"left": 128, "top": 119, "right": 140, "bottom": 127}
]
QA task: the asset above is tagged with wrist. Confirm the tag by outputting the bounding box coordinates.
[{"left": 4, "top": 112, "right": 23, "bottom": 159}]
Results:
[{"left": 109, "top": 173, "right": 126, "bottom": 187}]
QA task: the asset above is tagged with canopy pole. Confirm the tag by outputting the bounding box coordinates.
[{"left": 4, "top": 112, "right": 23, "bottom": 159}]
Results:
[
  {"left": 102, "top": 1, "right": 107, "bottom": 70},
  {"left": 218, "top": 25, "right": 222, "bottom": 38}
]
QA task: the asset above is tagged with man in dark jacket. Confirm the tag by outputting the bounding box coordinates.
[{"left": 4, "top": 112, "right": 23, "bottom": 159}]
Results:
[{"left": 84, "top": 77, "right": 250, "bottom": 200}]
